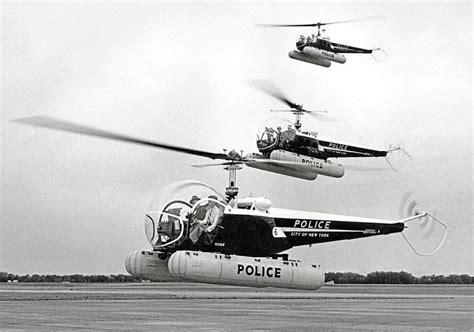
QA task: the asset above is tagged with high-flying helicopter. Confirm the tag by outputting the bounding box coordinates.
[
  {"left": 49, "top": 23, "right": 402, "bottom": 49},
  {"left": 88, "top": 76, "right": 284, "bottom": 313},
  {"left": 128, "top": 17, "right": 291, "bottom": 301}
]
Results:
[
  {"left": 14, "top": 116, "right": 448, "bottom": 291},
  {"left": 245, "top": 80, "right": 410, "bottom": 180},
  {"left": 257, "top": 17, "right": 387, "bottom": 68}
]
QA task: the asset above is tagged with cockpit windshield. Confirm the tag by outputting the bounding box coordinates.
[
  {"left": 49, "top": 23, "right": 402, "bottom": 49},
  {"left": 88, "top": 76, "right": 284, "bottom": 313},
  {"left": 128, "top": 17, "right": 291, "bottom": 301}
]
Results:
[
  {"left": 256, "top": 117, "right": 293, "bottom": 153},
  {"left": 145, "top": 181, "right": 225, "bottom": 250},
  {"left": 152, "top": 201, "right": 189, "bottom": 248}
]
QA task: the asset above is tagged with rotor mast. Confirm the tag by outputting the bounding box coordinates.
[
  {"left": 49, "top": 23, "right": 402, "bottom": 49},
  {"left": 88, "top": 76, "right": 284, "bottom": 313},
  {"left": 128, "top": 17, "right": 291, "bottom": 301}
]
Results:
[
  {"left": 316, "top": 24, "right": 322, "bottom": 38},
  {"left": 224, "top": 163, "right": 241, "bottom": 201},
  {"left": 293, "top": 110, "right": 303, "bottom": 131}
]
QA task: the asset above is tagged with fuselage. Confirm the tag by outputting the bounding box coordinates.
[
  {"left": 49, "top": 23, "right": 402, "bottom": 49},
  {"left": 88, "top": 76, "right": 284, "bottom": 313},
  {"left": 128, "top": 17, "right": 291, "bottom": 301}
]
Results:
[
  {"left": 291, "top": 36, "right": 373, "bottom": 67},
  {"left": 257, "top": 128, "right": 387, "bottom": 160},
  {"left": 164, "top": 203, "right": 404, "bottom": 257},
  {"left": 296, "top": 36, "right": 373, "bottom": 54}
]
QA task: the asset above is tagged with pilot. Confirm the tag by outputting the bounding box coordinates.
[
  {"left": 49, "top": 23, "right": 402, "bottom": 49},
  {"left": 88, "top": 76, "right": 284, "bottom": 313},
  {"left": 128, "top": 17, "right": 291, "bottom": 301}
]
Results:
[
  {"left": 188, "top": 195, "right": 206, "bottom": 244},
  {"left": 264, "top": 127, "right": 277, "bottom": 144}
]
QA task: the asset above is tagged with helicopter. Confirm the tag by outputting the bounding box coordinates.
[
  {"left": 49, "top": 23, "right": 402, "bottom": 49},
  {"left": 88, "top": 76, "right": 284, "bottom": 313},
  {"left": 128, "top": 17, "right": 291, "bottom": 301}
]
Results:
[
  {"left": 256, "top": 17, "right": 387, "bottom": 68},
  {"left": 245, "top": 80, "right": 411, "bottom": 180},
  {"left": 14, "top": 116, "right": 448, "bottom": 290}
]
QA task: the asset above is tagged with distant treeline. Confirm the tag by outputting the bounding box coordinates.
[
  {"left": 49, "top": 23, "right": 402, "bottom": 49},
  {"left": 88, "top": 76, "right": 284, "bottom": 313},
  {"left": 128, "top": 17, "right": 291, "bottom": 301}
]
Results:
[
  {"left": 0, "top": 272, "right": 140, "bottom": 283},
  {"left": 325, "top": 271, "right": 473, "bottom": 284},
  {"left": 1, "top": 271, "right": 472, "bottom": 284}
]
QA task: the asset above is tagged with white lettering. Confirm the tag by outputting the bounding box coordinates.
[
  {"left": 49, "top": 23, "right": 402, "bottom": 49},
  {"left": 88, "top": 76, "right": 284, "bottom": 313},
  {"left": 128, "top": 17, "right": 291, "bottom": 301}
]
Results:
[
  {"left": 329, "top": 143, "right": 348, "bottom": 150},
  {"left": 293, "top": 220, "right": 331, "bottom": 229}
]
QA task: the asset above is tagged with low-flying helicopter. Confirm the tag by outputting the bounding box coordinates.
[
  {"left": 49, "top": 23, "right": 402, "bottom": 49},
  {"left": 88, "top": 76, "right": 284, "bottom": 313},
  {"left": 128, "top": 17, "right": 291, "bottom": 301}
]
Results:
[
  {"left": 14, "top": 116, "right": 448, "bottom": 291},
  {"left": 245, "top": 80, "right": 410, "bottom": 180},
  {"left": 257, "top": 17, "right": 387, "bottom": 68}
]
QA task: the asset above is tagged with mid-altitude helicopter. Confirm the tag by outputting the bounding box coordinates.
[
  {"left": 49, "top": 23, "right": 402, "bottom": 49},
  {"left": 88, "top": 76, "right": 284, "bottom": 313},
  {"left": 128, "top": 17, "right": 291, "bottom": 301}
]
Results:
[
  {"left": 15, "top": 116, "right": 448, "bottom": 291},
  {"left": 257, "top": 17, "right": 387, "bottom": 68},
  {"left": 245, "top": 80, "right": 410, "bottom": 180}
]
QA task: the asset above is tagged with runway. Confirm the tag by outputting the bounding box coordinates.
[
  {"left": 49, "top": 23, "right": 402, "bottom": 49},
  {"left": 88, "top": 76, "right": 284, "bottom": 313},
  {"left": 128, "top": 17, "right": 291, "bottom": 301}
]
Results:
[{"left": 1, "top": 283, "right": 472, "bottom": 330}]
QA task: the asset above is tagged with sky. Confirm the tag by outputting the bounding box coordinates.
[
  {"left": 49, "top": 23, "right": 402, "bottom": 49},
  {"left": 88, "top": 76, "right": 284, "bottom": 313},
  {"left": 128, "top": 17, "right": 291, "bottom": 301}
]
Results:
[{"left": 1, "top": 1, "right": 472, "bottom": 276}]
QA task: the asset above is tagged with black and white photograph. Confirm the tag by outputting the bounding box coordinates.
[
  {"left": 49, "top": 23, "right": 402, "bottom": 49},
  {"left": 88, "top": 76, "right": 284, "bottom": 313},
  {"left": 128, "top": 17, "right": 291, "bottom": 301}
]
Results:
[{"left": 1, "top": 1, "right": 472, "bottom": 330}]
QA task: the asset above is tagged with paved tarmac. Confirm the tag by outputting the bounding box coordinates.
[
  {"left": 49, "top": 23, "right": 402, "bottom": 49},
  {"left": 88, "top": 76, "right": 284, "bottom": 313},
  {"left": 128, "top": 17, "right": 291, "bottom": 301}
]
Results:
[{"left": 1, "top": 283, "right": 472, "bottom": 330}]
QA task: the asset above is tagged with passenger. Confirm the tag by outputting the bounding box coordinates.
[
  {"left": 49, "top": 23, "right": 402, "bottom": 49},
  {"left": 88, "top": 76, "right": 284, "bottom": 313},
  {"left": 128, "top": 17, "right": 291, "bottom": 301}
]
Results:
[
  {"left": 277, "top": 125, "right": 295, "bottom": 150},
  {"left": 203, "top": 195, "right": 221, "bottom": 233},
  {"left": 189, "top": 195, "right": 221, "bottom": 244},
  {"left": 191, "top": 197, "right": 208, "bottom": 222}
]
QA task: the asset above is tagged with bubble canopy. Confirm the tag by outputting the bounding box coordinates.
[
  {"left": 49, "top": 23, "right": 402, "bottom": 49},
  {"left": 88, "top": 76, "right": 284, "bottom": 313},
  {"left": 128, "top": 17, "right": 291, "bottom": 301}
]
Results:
[
  {"left": 145, "top": 181, "right": 225, "bottom": 250},
  {"left": 256, "top": 117, "right": 293, "bottom": 153}
]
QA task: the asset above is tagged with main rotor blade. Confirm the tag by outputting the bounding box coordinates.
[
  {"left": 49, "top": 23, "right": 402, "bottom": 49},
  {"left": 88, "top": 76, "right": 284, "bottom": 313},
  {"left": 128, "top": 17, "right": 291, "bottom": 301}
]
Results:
[
  {"left": 319, "top": 15, "right": 385, "bottom": 26},
  {"left": 13, "top": 116, "right": 231, "bottom": 160},
  {"left": 191, "top": 161, "right": 245, "bottom": 168},
  {"left": 256, "top": 23, "right": 319, "bottom": 28},
  {"left": 249, "top": 80, "right": 338, "bottom": 121},
  {"left": 305, "top": 111, "right": 340, "bottom": 122},
  {"left": 270, "top": 109, "right": 337, "bottom": 121},
  {"left": 193, "top": 158, "right": 309, "bottom": 167},
  {"left": 247, "top": 79, "right": 299, "bottom": 109},
  {"left": 256, "top": 16, "right": 384, "bottom": 28}
]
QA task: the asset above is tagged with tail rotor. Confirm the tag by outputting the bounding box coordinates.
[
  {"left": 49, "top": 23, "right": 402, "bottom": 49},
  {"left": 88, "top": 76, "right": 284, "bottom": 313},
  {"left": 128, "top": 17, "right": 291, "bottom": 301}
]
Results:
[
  {"left": 386, "top": 141, "right": 412, "bottom": 171},
  {"left": 398, "top": 191, "right": 449, "bottom": 256},
  {"left": 372, "top": 48, "right": 388, "bottom": 63}
]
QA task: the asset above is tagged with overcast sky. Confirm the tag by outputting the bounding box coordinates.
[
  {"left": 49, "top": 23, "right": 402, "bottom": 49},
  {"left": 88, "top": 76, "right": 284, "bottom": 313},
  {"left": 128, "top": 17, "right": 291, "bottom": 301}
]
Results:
[{"left": 1, "top": 1, "right": 472, "bottom": 276}]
